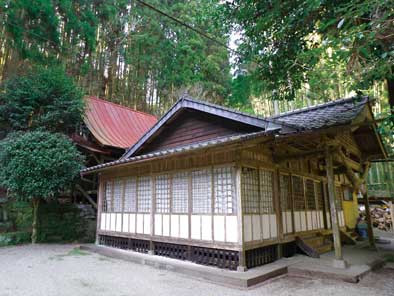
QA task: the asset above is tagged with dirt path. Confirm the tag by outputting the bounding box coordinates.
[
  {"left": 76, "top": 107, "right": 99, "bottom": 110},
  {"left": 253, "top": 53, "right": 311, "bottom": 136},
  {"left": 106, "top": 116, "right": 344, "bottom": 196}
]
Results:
[{"left": 0, "top": 244, "right": 393, "bottom": 296}]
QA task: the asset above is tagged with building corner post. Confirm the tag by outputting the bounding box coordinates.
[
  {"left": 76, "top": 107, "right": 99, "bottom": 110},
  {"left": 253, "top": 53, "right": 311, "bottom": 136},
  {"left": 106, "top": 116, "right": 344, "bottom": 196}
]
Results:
[
  {"left": 326, "top": 147, "right": 348, "bottom": 268},
  {"left": 236, "top": 165, "right": 247, "bottom": 272}
]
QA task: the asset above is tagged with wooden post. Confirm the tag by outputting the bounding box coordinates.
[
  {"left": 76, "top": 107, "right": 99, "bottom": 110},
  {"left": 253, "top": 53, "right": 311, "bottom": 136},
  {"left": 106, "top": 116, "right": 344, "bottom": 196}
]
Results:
[
  {"left": 326, "top": 147, "right": 347, "bottom": 268},
  {"left": 149, "top": 175, "right": 156, "bottom": 255},
  {"left": 274, "top": 168, "right": 283, "bottom": 258},
  {"left": 236, "top": 166, "right": 247, "bottom": 272},
  {"left": 389, "top": 201, "right": 394, "bottom": 234},
  {"left": 361, "top": 183, "right": 376, "bottom": 249},
  {"left": 96, "top": 175, "right": 104, "bottom": 245}
]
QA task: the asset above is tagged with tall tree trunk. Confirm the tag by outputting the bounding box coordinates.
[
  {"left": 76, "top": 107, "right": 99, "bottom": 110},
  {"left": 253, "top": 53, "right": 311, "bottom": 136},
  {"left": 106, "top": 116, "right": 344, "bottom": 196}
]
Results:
[
  {"left": 31, "top": 198, "right": 40, "bottom": 244},
  {"left": 387, "top": 78, "right": 394, "bottom": 115}
]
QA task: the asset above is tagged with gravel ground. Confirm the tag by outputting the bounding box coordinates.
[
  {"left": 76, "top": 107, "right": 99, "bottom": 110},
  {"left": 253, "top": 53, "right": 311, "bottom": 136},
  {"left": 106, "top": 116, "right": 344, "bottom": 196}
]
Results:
[{"left": 0, "top": 244, "right": 393, "bottom": 296}]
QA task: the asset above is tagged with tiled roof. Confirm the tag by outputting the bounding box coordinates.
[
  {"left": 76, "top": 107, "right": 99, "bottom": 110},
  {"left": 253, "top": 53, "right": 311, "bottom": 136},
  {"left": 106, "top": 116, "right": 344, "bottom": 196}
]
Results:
[
  {"left": 84, "top": 96, "right": 157, "bottom": 149},
  {"left": 81, "top": 95, "right": 375, "bottom": 174},
  {"left": 269, "top": 96, "right": 369, "bottom": 132}
]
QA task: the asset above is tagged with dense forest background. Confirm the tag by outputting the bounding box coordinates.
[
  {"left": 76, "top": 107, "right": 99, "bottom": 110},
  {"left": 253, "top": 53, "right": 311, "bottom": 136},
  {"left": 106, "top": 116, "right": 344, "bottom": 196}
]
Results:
[{"left": 0, "top": 1, "right": 393, "bottom": 130}]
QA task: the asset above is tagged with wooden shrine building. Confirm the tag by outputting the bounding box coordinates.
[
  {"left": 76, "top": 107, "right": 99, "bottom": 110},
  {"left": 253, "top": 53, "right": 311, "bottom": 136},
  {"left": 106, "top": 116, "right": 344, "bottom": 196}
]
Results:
[{"left": 81, "top": 95, "right": 386, "bottom": 271}]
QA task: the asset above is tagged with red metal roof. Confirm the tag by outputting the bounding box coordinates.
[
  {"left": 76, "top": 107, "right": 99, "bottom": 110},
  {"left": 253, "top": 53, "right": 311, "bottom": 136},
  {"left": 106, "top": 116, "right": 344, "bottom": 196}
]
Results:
[{"left": 84, "top": 96, "right": 157, "bottom": 149}]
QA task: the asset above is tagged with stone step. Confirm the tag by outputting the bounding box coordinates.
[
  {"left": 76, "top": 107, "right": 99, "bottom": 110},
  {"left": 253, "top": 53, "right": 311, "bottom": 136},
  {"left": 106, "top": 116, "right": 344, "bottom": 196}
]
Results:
[
  {"left": 340, "top": 230, "right": 357, "bottom": 245},
  {"left": 315, "top": 242, "right": 333, "bottom": 254},
  {"left": 300, "top": 235, "right": 325, "bottom": 249}
]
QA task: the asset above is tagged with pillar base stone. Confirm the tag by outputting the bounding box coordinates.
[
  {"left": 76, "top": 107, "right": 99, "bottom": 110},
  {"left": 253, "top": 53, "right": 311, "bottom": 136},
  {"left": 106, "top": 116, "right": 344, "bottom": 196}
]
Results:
[
  {"left": 237, "top": 265, "right": 248, "bottom": 272},
  {"left": 148, "top": 250, "right": 155, "bottom": 255},
  {"left": 332, "top": 259, "right": 348, "bottom": 269}
]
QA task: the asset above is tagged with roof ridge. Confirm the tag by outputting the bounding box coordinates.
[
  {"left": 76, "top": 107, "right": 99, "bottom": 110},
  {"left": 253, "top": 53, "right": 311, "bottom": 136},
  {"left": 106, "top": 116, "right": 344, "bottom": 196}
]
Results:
[
  {"left": 86, "top": 96, "right": 157, "bottom": 119},
  {"left": 180, "top": 94, "right": 268, "bottom": 122},
  {"left": 269, "top": 96, "right": 368, "bottom": 119}
]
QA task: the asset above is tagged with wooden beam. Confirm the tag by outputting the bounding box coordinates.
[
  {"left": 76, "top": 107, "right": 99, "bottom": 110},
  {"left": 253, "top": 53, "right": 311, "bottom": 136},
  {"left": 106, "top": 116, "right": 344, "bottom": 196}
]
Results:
[{"left": 274, "top": 149, "right": 325, "bottom": 163}]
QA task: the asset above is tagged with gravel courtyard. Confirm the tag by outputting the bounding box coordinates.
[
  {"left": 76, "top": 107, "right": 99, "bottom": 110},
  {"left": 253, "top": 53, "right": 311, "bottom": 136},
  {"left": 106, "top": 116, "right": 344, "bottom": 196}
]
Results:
[{"left": 0, "top": 244, "right": 393, "bottom": 296}]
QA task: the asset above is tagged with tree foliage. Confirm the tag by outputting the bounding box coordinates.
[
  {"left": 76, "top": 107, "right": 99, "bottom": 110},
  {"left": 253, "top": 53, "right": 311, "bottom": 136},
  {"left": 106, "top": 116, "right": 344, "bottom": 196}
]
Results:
[
  {"left": 225, "top": 1, "right": 394, "bottom": 106},
  {"left": 0, "top": 66, "right": 84, "bottom": 134},
  {"left": 0, "top": 131, "right": 84, "bottom": 200},
  {"left": 0, "top": 0, "right": 231, "bottom": 114}
]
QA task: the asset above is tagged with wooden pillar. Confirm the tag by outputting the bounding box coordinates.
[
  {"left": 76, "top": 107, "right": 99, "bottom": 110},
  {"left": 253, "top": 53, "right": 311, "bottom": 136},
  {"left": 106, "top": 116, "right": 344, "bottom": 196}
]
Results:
[
  {"left": 236, "top": 166, "right": 247, "bottom": 272},
  {"left": 149, "top": 175, "right": 155, "bottom": 255},
  {"left": 96, "top": 175, "right": 104, "bottom": 245},
  {"left": 361, "top": 183, "right": 376, "bottom": 249},
  {"left": 326, "top": 147, "right": 347, "bottom": 268},
  {"left": 389, "top": 201, "right": 394, "bottom": 234},
  {"left": 274, "top": 168, "right": 283, "bottom": 258}
]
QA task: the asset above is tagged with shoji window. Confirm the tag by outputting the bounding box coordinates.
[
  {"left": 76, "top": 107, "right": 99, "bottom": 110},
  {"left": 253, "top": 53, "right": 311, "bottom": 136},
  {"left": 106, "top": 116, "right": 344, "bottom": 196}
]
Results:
[
  {"left": 137, "top": 176, "right": 152, "bottom": 212},
  {"left": 305, "top": 179, "right": 317, "bottom": 210},
  {"left": 124, "top": 177, "right": 137, "bottom": 212},
  {"left": 315, "top": 181, "right": 324, "bottom": 210},
  {"left": 214, "top": 166, "right": 236, "bottom": 214},
  {"left": 155, "top": 174, "right": 170, "bottom": 213},
  {"left": 103, "top": 181, "right": 113, "bottom": 212},
  {"left": 280, "top": 174, "right": 292, "bottom": 211},
  {"left": 192, "top": 169, "right": 212, "bottom": 214},
  {"left": 113, "top": 179, "right": 123, "bottom": 212},
  {"left": 241, "top": 167, "right": 259, "bottom": 214},
  {"left": 292, "top": 176, "right": 305, "bottom": 210},
  {"left": 259, "top": 169, "right": 274, "bottom": 214},
  {"left": 172, "top": 172, "right": 189, "bottom": 213}
]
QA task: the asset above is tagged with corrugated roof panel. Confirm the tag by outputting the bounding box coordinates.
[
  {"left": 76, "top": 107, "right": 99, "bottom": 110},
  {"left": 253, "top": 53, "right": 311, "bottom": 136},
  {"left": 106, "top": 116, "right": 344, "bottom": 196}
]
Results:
[{"left": 84, "top": 96, "right": 157, "bottom": 149}]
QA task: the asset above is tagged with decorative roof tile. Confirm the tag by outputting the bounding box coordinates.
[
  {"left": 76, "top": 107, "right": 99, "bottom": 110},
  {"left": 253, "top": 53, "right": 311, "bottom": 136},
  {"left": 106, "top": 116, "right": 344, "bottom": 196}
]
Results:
[{"left": 269, "top": 96, "right": 368, "bottom": 131}]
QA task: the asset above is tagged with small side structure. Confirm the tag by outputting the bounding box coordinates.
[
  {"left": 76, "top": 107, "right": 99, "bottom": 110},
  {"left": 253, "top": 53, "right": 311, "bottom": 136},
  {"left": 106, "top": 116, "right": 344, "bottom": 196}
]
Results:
[
  {"left": 72, "top": 96, "right": 157, "bottom": 206},
  {"left": 81, "top": 95, "right": 386, "bottom": 271}
]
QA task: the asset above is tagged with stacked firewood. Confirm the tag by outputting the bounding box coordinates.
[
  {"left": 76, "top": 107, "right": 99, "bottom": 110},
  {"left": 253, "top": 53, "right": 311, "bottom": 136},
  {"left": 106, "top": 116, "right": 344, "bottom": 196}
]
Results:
[{"left": 370, "top": 206, "right": 392, "bottom": 231}]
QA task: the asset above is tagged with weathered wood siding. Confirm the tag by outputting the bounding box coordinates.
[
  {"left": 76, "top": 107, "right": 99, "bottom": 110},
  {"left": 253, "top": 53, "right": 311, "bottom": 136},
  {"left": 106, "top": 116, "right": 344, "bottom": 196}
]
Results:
[{"left": 137, "top": 109, "right": 261, "bottom": 155}]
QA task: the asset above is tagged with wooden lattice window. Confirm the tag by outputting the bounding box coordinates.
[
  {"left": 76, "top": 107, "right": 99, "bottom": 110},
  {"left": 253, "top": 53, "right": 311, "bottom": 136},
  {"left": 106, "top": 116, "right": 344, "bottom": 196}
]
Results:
[
  {"left": 137, "top": 176, "right": 152, "bottom": 213},
  {"left": 192, "top": 169, "right": 212, "bottom": 214},
  {"left": 113, "top": 179, "right": 123, "bottom": 212},
  {"left": 103, "top": 181, "right": 113, "bottom": 212},
  {"left": 314, "top": 181, "right": 324, "bottom": 210},
  {"left": 213, "top": 166, "right": 236, "bottom": 214},
  {"left": 172, "top": 172, "right": 189, "bottom": 213},
  {"left": 335, "top": 186, "right": 344, "bottom": 210},
  {"left": 124, "top": 177, "right": 137, "bottom": 212},
  {"left": 292, "top": 176, "right": 305, "bottom": 210},
  {"left": 259, "top": 169, "right": 274, "bottom": 214},
  {"left": 305, "top": 179, "right": 317, "bottom": 210},
  {"left": 241, "top": 167, "right": 259, "bottom": 214},
  {"left": 280, "top": 174, "right": 292, "bottom": 211},
  {"left": 155, "top": 174, "right": 170, "bottom": 213}
]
